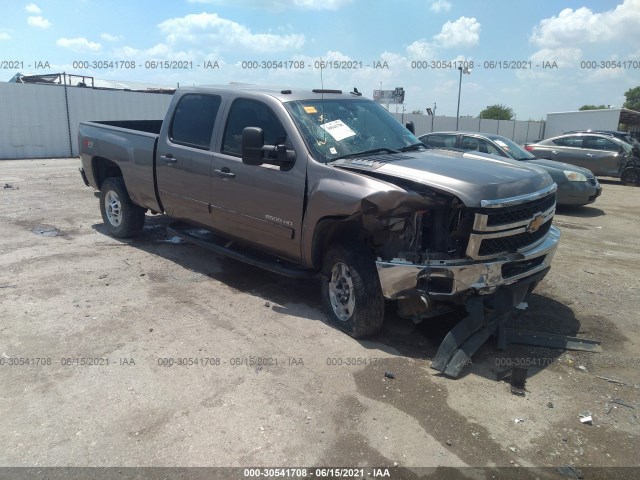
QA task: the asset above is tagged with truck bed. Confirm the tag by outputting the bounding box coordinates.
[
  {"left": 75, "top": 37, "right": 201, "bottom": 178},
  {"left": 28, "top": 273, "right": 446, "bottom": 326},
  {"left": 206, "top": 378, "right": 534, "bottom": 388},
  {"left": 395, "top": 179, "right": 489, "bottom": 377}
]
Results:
[{"left": 79, "top": 120, "right": 163, "bottom": 212}]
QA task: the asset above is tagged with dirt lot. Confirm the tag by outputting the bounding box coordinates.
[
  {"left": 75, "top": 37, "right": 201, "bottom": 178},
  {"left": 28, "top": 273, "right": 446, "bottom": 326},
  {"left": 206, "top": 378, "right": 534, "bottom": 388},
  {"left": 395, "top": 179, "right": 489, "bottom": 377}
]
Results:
[{"left": 1, "top": 158, "right": 639, "bottom": 477}]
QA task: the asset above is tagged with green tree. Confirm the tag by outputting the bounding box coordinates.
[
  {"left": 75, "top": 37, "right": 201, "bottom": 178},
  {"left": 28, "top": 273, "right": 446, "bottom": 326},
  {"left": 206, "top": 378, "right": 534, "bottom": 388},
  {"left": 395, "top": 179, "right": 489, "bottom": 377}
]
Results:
[
  {"left": 579, "top": 104, "right": 607, "bottom": 110},
  {"left": 478, "top": 104, "right": 514, "bottom": 120},
  {"left": 623, "top": 86, "right": 640, "bottom": 112}
]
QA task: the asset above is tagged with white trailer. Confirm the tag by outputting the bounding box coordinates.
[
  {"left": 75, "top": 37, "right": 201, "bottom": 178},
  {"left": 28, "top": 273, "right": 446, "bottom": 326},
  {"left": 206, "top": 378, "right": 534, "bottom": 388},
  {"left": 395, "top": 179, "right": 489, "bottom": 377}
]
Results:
[{"left": 544, "top": 109, "right": 623, "bottom": 139}]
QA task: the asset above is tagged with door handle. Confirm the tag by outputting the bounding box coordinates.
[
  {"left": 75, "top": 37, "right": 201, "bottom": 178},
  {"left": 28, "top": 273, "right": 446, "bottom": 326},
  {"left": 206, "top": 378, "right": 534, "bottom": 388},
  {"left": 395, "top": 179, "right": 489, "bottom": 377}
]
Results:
[
  {"left": 214, "top": 167, "right": 235, "bottom": 179},
  {"left": 160, "top": 153, "right": 177, "bottom": 164},
  {"left": 586, "top": 153, "right": 594, "bottom": 157},
  {"left": 551, "top": 150, "right": 559, "bottom": 154}
]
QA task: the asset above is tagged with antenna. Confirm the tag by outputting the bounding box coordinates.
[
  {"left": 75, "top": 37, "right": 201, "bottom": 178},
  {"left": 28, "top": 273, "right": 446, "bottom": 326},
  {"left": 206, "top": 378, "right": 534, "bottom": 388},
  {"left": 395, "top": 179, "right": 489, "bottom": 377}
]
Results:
[{"left": 319, "top": 58, "right": 326, "bottom": 148}]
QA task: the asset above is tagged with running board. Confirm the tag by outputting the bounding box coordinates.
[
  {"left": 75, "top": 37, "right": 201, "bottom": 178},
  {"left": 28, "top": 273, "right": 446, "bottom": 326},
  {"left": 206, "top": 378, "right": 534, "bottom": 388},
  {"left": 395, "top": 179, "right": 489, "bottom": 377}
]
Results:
[{"left": 167, "top": 221, "right": 316, "bottom": 279}]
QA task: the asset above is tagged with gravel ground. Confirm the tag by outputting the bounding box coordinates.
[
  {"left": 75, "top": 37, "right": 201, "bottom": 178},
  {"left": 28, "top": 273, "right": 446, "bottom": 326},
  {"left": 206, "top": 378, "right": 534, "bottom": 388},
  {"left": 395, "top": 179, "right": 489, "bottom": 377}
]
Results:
[{"left": 0, "top": 158, "right": 638, "bottom": 478}]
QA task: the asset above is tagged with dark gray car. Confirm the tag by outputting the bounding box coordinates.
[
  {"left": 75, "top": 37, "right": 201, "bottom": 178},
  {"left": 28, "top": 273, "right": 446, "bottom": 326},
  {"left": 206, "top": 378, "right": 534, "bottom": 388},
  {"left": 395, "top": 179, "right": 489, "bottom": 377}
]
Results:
[
  {"left": 524, "top": 132, "right": 634, "bottom": 179},
  {"left": 419, "top": 132, "right": 601, "bottom": 206}
]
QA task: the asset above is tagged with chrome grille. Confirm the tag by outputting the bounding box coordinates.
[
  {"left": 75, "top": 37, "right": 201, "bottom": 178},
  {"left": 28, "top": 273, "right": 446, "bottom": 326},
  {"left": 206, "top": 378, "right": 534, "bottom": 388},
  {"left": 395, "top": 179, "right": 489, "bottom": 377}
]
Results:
[
  {"left": 478, "top": 220, "right": 552, "bottom": 256},
  {"left": 485, "top": 194, "right": 556, "bottom": 227},
  {"left": 466, "top": 191, "right": 556, "bottom": 260}
]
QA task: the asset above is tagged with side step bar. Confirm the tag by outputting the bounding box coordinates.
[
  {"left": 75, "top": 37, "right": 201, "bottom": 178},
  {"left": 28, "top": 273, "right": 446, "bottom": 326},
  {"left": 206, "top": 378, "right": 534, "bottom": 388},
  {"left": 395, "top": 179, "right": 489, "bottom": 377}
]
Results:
[{"left": 167, "top": 221, "right": 317, "bottom": 279}]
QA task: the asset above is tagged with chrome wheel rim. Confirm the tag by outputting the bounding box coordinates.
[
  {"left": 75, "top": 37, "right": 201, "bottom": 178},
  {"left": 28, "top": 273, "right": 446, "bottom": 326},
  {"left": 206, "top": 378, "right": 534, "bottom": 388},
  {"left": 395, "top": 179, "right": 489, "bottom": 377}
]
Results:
[
  {"left": 328, "top": 262, "right": 355, "bottom": 322},
  {"left": 105, "top": 190, "right": 122, "bottom": 226}
]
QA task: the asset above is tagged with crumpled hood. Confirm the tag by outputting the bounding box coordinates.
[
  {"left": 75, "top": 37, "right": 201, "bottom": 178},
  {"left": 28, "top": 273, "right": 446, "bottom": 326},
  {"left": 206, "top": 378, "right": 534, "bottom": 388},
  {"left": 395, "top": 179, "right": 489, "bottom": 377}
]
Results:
[{"left": 331, "top": 148, "right": 554, "bottom": 208}]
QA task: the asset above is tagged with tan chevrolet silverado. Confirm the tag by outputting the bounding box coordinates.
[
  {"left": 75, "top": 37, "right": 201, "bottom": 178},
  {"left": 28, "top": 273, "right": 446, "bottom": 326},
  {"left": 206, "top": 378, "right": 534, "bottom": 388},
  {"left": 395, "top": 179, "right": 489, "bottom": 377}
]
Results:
[{"left": 79, "top": 85, "right": 560, "bottom": 376}]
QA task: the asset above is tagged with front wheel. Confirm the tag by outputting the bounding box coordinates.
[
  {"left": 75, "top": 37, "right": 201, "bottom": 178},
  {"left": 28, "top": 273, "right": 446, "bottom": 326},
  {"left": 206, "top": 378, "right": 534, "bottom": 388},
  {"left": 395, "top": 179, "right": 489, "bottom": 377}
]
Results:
[
  {"left": 99, "top": 177, "right": 145, "bottom": 238},
  {"left": 320, "top": 243, "right": 384, "bottom": 338},
  {"left": 621, "top": 168, "right": 640, "bottom": 186}
]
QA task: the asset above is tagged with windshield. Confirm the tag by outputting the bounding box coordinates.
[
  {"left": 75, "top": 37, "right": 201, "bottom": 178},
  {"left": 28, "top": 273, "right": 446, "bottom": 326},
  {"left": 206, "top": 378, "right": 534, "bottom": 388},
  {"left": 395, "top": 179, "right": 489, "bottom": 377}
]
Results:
[
  {"left": 284, "top": 98, "right": 420, "bottom": 163},
  {"left": 492, "top": 136, "right": 536, "bottom": 161}
]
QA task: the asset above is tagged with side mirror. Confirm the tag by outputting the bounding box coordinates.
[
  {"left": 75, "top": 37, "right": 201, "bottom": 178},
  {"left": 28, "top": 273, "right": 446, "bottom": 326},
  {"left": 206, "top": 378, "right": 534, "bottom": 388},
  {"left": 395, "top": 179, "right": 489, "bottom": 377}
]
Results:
[
  {"left": 242, "top": 127, "right": 296, "bottom": 169},
  {"left": 242, "top": 127, "right": 264, "bottom": 165},
  {"left": 405, "top": 121, "right": 415, "bottom": 134}
]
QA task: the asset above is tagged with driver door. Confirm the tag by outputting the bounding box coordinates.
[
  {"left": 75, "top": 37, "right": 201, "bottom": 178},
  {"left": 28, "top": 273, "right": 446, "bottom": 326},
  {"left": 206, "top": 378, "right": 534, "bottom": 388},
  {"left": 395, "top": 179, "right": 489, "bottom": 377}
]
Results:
[{"left": 210, "top": 98, "right": 306, "bottom": 260}]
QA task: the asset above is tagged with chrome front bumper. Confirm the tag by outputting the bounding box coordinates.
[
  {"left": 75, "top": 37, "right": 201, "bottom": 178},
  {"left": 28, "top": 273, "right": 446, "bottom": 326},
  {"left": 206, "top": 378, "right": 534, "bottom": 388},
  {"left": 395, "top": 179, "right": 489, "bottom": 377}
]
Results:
[{"left": 376, "top": 225, "right": 560, "bottom": 300}]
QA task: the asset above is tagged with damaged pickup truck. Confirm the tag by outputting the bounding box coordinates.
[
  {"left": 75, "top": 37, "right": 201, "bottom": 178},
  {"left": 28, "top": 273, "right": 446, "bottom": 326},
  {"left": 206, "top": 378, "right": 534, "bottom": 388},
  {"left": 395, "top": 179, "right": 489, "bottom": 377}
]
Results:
[{"left": 79, "top": 85, "right": 560, "bottom": 376}]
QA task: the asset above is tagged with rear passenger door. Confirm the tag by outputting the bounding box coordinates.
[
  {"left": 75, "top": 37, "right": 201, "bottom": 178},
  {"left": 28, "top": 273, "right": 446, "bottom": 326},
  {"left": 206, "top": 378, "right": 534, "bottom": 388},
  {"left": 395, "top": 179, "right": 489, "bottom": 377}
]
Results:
[
  {"left": 157, "top": 93, "right": 222, "bottom": 225},
  {"left": 210, "top": 98, "right": 306, "bottom": 261}
]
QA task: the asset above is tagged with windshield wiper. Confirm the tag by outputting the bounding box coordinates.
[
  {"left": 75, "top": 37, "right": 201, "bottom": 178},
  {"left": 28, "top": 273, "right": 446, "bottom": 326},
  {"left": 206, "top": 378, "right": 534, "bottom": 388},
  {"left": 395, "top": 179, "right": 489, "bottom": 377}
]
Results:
[
  {"left": 330, "top": 147, "right": 400, "bottom": 162},
  {"left": 399, "top": 143, "right": 426, "bottom": 152}
]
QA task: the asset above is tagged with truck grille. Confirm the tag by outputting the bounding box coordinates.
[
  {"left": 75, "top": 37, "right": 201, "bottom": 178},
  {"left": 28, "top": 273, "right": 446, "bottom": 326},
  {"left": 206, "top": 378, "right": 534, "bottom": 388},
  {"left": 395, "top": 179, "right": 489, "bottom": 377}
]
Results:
[
  {"left": 478, "top": 220, "right": 552, "bottom": 256},
  {"left": 466, "top": 191, "right": 556, "bottom": 260},
  {"left": 485, "top": 194, "right": 556, "bottom": 227}
]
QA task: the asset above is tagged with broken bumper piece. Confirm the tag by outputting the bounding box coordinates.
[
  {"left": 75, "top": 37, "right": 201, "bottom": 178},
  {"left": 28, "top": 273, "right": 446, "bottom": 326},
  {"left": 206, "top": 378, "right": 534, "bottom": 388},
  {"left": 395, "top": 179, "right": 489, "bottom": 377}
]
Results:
[{"left": 375, "top": 225, "right": 560, "bottom": 301}]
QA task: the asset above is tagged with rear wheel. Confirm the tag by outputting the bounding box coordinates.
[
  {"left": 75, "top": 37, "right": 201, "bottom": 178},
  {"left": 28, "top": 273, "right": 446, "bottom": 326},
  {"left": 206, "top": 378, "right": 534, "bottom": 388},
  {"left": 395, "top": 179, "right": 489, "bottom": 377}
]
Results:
[
  {"left": 99, "top": 177, "right": 145, "bottom": 238},
  {"left": 621, "top": 168, "right": 640, "bottom": 186},
  {"left": 321, "top": 243, "right": 384, "bottom": 338}
]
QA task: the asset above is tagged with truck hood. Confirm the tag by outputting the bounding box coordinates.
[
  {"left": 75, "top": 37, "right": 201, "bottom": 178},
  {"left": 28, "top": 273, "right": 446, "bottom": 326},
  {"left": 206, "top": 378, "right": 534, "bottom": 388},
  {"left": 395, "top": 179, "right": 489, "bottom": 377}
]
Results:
[{"left": 330, "top": 148, "right": 554, "bottom": 208}]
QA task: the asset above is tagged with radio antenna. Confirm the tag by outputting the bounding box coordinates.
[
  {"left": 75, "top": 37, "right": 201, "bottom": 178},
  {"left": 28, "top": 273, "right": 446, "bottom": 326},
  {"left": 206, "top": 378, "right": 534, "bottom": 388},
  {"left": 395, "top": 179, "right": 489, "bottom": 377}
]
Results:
[{"left": 319, "top": 58, "right": 326, "bottom": 148}]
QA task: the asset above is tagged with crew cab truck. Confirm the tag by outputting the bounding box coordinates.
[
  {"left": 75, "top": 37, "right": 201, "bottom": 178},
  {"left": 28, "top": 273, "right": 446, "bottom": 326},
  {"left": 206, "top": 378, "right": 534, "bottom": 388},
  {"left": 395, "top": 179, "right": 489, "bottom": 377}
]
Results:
[{"left": 79, "top": 85, "right": 561, "bottom": 376}]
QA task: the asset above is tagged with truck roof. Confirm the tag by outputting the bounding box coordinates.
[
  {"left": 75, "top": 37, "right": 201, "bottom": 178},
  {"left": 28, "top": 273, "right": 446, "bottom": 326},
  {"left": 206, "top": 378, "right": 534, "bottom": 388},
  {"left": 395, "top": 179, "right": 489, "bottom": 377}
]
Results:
[{"left": 177, "top": 84, "right": 361, "bottom": 103}]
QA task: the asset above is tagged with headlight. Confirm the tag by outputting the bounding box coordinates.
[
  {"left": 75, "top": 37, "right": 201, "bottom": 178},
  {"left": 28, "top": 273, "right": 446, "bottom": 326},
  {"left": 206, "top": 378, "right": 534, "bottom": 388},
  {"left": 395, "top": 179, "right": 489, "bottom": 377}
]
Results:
[{"left": 564, "top": 170, "right": 587, "bottom": 182}]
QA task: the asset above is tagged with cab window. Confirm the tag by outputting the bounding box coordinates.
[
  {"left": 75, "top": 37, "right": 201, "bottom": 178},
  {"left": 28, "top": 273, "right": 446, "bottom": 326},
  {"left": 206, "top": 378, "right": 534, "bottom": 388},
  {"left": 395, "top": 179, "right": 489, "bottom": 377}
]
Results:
[
  {"left": 169, "top": 94, "right": 221, "bottom": 150},
  {"left": 222, "top": 99, "right": 288, "bottom": 157}
]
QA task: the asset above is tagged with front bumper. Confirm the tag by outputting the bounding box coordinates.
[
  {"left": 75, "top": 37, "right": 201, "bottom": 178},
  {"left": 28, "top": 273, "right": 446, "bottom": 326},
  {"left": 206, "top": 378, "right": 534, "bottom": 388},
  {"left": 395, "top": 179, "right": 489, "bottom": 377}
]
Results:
[
  {"left": 376, "top": 225, "right": 560, "bottom": 301},
  {"left": 556, "top": 179, "right": 601, "bottom": 206}
]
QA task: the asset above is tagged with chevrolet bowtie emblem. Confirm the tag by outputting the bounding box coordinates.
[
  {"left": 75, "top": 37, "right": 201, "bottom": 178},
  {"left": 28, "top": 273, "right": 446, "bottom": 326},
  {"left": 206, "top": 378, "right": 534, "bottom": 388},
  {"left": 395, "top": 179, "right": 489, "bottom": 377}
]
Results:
[{"left": 527, "top": 213, "right": 545, "bottom": 233}]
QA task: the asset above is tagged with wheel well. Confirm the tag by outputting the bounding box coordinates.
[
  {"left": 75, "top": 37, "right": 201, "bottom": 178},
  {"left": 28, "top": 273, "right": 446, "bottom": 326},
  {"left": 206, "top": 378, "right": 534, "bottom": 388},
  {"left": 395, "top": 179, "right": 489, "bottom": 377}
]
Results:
[
  {"left": 92, "top": 157, "right": 123, "bottom": 190},
  {"left": 312, "top": 218, "right": 367, "bottom": 270}
]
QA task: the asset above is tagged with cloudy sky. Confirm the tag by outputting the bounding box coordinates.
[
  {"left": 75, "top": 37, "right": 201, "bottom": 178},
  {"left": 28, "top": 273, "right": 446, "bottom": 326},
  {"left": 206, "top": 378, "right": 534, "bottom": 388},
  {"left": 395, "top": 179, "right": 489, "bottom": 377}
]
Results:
[{"left": 2, "top": 0, "right": 640, "bottom": 119}]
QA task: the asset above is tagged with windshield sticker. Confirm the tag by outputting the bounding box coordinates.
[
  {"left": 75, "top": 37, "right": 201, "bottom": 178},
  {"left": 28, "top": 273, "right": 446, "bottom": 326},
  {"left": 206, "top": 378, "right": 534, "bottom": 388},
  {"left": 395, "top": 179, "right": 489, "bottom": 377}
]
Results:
[
  {"left": 320, "top": 119, "right": 356, "bottom": 141},
  {"left": 329, "top": 147, "right": 337, "bottom": 155},
  {"left": 303, "top": 106, "right": 318, "bottom": 114}
]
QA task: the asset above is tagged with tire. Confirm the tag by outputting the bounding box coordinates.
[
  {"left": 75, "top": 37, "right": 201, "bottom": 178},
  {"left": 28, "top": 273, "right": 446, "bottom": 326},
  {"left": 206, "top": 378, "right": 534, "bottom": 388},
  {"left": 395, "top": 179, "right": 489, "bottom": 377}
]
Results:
[
  {"left": 320, "top": 242, "right": 385, "bottom": 338},
  {"left": 99, "top": 177, "right": 145, "bottom": 238},
  {"left": 621, "top": 168, "right": 640, "bottom": 186}
]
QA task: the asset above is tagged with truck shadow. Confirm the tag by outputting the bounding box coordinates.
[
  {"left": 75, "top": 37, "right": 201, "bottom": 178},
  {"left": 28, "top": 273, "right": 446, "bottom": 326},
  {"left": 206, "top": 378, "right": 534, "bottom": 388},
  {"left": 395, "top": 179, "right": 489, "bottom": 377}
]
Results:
[
  {"left": 363, "top": 293, "right": 583, "bottom": 382},
  {"left": 92, "top": 214, "right": 584, "bottom": 383}
]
